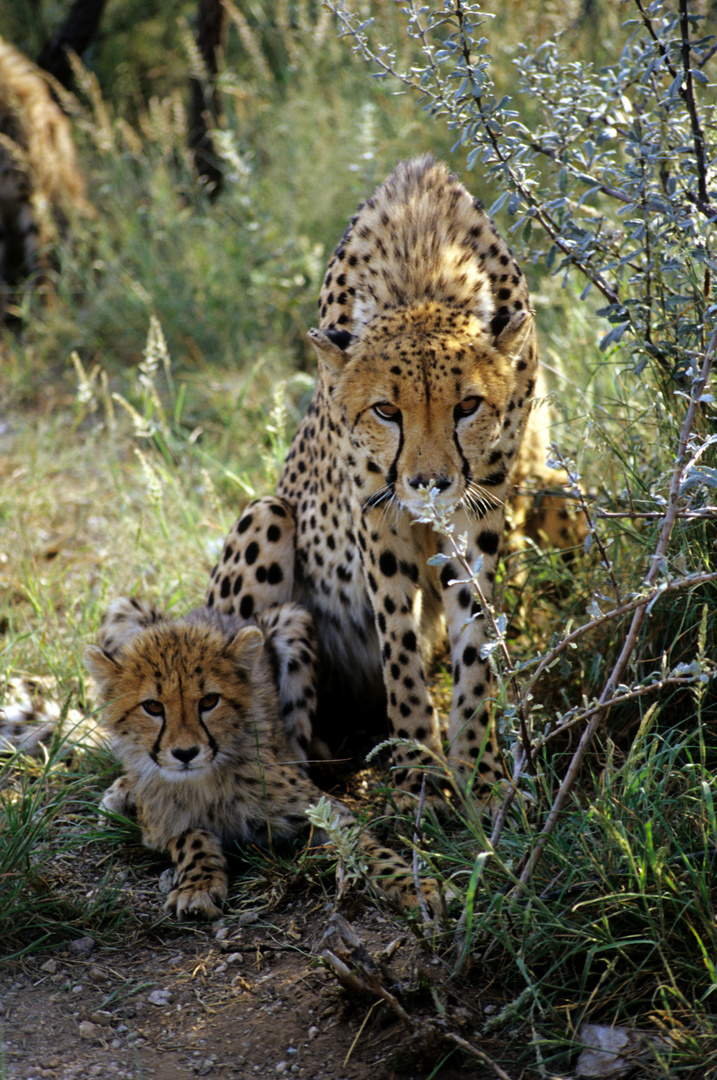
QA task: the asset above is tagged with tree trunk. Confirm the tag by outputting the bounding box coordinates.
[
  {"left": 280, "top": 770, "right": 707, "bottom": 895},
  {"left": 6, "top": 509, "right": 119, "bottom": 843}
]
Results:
[{"left": 189, "top": 0, "right": 228, "bottom": 199}]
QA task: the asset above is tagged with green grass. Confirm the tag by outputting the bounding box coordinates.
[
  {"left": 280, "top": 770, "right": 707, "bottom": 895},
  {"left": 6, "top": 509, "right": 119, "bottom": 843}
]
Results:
[{"left": 1, "top": 3, "right": 716, "bottom": 1076}]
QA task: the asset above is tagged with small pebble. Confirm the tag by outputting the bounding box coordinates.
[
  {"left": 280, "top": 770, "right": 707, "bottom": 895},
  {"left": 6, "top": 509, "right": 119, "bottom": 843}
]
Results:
[
  {"left": 158, "top": 868, "right": 175, "bottom": 895},
  {"left": 148, "top": 988, "right": 173, "bottom": 1007},
  {"left": 89, "top": 1010, "right": 113, "bottom": 1027},
  {"left": 40, "top": 959, "right": 58, "bottom": 975},
  {"left": 78, "top": 1020, "right": 101, "bottom": 1041},
  {"left": 70, "top": 936, "right": 95, "bottom": 955}
]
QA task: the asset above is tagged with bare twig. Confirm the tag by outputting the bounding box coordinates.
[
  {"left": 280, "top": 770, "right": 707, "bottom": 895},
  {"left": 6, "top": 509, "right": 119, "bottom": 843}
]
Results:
[
  {"left": 517, "top": 323, "right": 717, "bottom": 889},
  {"left": 412, "top": 775, "right": 432, "bottom": 925},
  {"left": 442, "top": 1031, "right": 516, "bottom": 1080},
  {"left": 679, "top": 0, "right": 709, "bottom": 209},
  {"left": 523, "top": 570, "right": 717, "bottom": 696},
  {"left": 548, "top": 443, "right": 622, "bottom": 606},
  {"left": 533, "top": 669, "right": 716, "bottom": 751},
  {"left": 599, "top": 509, "right": 717, "bottom": 520}
]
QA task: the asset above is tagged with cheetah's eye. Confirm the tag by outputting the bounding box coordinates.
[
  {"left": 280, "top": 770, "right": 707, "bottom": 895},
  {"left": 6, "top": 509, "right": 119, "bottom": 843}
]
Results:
[
  {"left": 373, "top": 402, "right": 401, "bottom": 422},
  {"left": 142, "top": 699, "right": 164, "bottom": 717},
  {"left": 199, "top": 693, "right": 220, "bottom": 712},
  {"left": 454, "top": 396, "right": 482, "bottom": 419}
]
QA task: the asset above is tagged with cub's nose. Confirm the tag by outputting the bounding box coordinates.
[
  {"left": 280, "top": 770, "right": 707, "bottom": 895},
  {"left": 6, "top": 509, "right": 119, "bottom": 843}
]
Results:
[{"left": 172, "top": 746, "right": 200, "bottom": 765}]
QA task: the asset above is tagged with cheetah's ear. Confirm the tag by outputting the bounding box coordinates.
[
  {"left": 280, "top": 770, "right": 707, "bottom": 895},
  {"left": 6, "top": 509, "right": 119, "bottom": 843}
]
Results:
[
  {"left": 308, "top": 327, "right": 356, "bottom": 374},
  {"left": 490, "top": 307, "right": 533, "bottom": 352},
  {"left": 83, "top": 645, "right": 121, "bottom": 695},
  {"left": 226, "top": 625, "right": 264, "bottom": 677}
]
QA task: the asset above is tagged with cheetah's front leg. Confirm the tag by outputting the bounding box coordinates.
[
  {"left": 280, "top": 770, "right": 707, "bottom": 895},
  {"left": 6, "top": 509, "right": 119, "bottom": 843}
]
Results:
[
  {"left": 358, "top": 520, "right": 444, "bottom": 802},
  {"left": 439, "top": 507, "right": 505, "bottom": 794},
  {"left": 207, "top": 497, "right": 318, "bottom": 760},
  {"left": 256, "top": 602, "right": 319, "bottom": 766},
  {"left": 207, "top": 496, "right": 296, "bottom": 619},
  {"left": 165, "top": 828, "right": 228, "bottom": 919}
]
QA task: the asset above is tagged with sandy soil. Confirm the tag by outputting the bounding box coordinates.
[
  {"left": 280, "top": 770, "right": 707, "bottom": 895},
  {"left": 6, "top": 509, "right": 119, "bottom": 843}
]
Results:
[{"left": 0, "top": 887, "right": 514, "bottom": 1080}]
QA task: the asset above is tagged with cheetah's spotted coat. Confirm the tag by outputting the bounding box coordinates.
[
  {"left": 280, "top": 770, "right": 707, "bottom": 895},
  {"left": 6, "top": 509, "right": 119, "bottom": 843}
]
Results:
[{"left": 208, "top": 155, "right": 577, "bottom": 799}]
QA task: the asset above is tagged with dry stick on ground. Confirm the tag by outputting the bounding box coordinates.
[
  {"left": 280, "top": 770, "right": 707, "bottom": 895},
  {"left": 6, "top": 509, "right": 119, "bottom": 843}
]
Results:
[
  {"left": 442, "top": 1031, "right": 517, "bottom": 1080},
  {"left": 516, "top": 324, "right": 717, "bottom": 891}
]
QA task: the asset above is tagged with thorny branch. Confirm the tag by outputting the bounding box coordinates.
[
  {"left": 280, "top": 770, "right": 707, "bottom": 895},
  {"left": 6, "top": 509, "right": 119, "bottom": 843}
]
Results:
[
  {"left": 679, "top": 0, "right": 711, "bottom": 213},
  {"left": 634, "top": 0, "right": 713, "bottom": 216},
  {"left": 517, "top": 322, "right": 717, "bottom": 889},
  {"left": 451, "top": 0, "right": 620, "bottom": 306}
]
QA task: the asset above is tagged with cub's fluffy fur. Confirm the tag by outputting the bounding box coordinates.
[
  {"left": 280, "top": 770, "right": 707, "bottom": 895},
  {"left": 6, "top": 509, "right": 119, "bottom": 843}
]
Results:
[{"left": 85, "top": 598, "right": 437, "bottom": 918}]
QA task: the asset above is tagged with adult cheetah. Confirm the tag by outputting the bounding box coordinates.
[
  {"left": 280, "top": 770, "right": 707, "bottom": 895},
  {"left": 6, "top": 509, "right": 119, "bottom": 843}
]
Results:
[{"left": 208, "top": 155, "right": 576, "bottom": 801}]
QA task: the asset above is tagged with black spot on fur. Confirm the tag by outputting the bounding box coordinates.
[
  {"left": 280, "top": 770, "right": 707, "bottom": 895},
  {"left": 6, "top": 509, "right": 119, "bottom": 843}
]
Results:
[{"left": 379, "top": 551, "right": 398, "bottom": 577}]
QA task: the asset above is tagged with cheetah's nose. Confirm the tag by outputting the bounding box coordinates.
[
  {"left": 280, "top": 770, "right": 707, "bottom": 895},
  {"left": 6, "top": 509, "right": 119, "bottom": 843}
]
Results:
[
  {"left": 172, "top": 746, "right": 200, "bottom": 765},
  {"left": 408, "top": 475, "right": 451, "bottom": 492}
]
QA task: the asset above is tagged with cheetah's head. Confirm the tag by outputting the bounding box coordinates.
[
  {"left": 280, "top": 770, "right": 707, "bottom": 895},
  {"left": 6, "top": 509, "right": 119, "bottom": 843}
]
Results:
[
  {"left": 310, "top": 299, "right": 536, "bottom": 519},
  {"left": 84, "top": 604, "right": 265, "bottom": 783}
]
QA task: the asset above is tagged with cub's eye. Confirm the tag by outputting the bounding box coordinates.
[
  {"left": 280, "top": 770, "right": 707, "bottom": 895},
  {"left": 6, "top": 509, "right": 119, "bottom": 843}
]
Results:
[
  {"left": 454, "top": 396, "right": 482, "bottom": 419},
  {"left": 142, "top": 699, "right": 164, "bottom": 717},
  {"left": 373, "top": 402, "right": 401, "bottom": 422},
  {"left": 199, "top": 693, "right": 219, "bottom": 712}
]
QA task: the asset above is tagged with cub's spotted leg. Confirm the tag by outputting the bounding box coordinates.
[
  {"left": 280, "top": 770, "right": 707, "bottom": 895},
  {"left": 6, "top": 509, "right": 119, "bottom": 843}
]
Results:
[
  {"left": 165, "top": 828, "right": 228, "bottom": 919},
  {"left": 207, "top": 496, "right": 295, "bottom": 619},
  {"left": 302, "top": 786, "right": 441, "bottom": 915},
  {"left": 353, "top": 828, "right": 442, "bottom": 915},
  {"left": 257, "top": 602, "right": 318, "bottom": 765},
  {"left": 439, "top": 507, "right": 505, "bottom": 793}
]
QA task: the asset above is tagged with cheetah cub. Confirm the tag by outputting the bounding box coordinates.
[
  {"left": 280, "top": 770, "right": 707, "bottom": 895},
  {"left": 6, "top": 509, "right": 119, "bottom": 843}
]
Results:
[{"left": 85, "top": 598, "right": 437, "bottom": 919}]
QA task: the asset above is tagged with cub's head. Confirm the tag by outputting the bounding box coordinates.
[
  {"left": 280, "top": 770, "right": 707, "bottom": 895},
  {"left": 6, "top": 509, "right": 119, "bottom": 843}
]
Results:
[
  {"left": 84, "top": 600, "right": 264, "bottom": 782},
  {"left": 310, "top": 299, "right": 536, "bottom": 519}
]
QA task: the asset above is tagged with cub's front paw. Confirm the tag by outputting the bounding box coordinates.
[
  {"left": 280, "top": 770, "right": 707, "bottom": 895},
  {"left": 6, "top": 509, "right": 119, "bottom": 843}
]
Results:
[
  {"left": 165, "top": 872, "right": 228, "bottom": 920},
  {"left": 164, "top": 829, "right": 229, "bottom": 919},
  {"left": 100, "top": 776, "right": 136, "bottom": 817}
]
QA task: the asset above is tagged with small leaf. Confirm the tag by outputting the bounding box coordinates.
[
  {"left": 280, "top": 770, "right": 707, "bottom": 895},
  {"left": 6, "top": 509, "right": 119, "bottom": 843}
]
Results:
[{"left": 427, "top": 553, "right": 452, "bottom": 566}]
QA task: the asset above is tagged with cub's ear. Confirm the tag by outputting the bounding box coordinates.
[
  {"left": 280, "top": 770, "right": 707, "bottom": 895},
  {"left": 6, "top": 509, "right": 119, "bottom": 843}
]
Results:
[
  {"left": 490, "top": 307, "right": 533, "bottom": 352},
  {"left": 308, "top": 327, "right": 356, "bottom": 374},
  {"left": 227, "top": 626, "right": 264, "bottom": 677},
  {"left": 83, "top": 645, "right": 121, "bottom": 695},
  {"left": 97, "top": 596, "right": 164, "bottom": 656}
]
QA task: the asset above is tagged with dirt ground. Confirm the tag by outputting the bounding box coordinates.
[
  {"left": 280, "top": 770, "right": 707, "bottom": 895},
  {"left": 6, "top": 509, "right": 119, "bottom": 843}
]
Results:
[{"left": 0, "top": 864, "right": 518, "bottom": 1080}]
